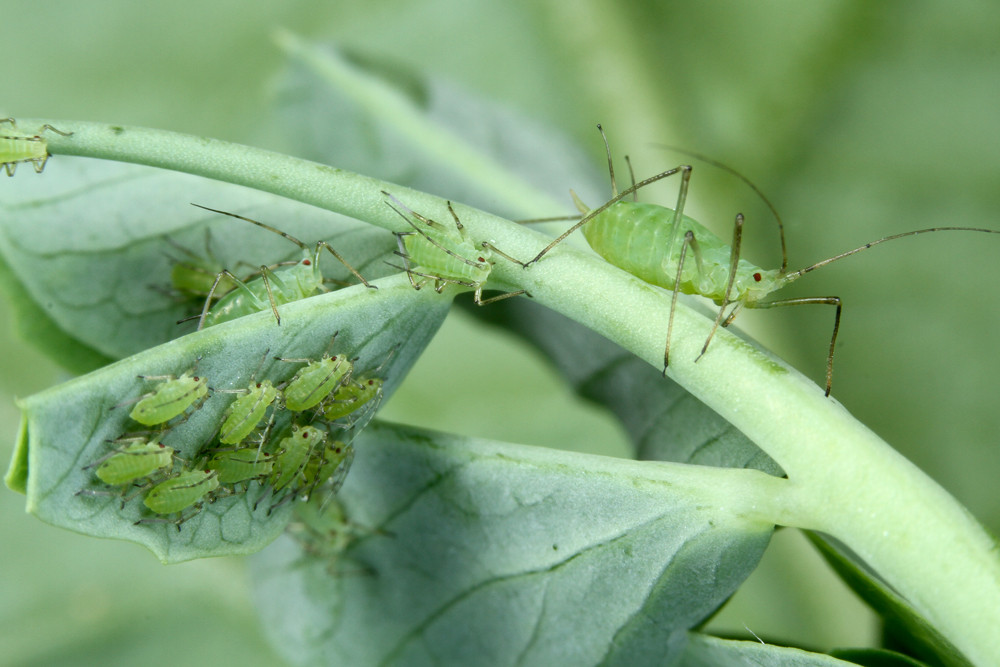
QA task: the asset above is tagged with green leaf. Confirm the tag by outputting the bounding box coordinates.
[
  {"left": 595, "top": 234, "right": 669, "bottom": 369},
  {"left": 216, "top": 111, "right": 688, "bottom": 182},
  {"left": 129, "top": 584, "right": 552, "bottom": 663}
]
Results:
[
  {"left": 678, "top": 633, "right": 877, "bottom": 666},
  {"left": 808, "top": 534, "right": 972, "bottom": 667},
  {"left": 13, "top": 275, "right": 449, "bottom": 563},
  {"left": 250, "top": 422, "right": 775, "bottom": 665},
  {"left": 271, "top": 34, "right": 605, "bottom": 219},
  {"left": 0, "top": 157, "right": 398, "bottom": 365}
]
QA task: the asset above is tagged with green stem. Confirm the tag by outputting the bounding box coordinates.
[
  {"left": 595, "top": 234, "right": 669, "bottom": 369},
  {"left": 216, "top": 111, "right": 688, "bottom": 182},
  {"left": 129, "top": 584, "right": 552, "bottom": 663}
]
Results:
[{"left": 30, "top": 119, "right": 1000, "bottom": 666}]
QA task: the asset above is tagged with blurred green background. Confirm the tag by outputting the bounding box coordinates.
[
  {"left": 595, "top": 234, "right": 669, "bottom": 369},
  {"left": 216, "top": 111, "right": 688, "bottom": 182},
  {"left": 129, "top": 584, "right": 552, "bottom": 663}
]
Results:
[{"left": 3, "top": 1, "right": 999, "bottom": 663}]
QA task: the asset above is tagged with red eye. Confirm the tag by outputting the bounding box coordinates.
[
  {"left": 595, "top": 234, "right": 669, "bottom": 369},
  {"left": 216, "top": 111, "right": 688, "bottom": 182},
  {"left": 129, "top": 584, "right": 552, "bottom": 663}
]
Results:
[
  {"left": 753, "top": 272, "right": 762, "bottom": 282},
  {"left": 302, "top": 259, "right": 311, "bottom": 266}
]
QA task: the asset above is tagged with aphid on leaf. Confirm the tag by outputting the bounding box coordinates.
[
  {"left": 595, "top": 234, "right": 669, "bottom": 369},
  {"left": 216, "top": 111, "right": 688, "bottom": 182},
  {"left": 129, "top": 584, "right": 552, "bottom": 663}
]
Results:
[
  {"left": 123, "top": 366, "right": 210, "bottom": 427},
  {"left": 190, "top": 204, "right": 376, "bottom": 329},
  {"left": 139, "top": 469, "right": 220, "bottom": 530},
  {"left": 276, "top": 334, "right": 353, "bottom": 412},
  {"left": 520, "top": 125, "right": 1000, "bottom": 396},
  {"left": 206, "top": 448, "right": 274, "bottom": 487},
  {"left": 319, "top": 377, "right": 382, "bottom": 424},
  {"left": 76, "top": 436, "right": 179, "bottom": 507},
  {"left": 214, "top": 352, "right": 280, "bottom": 446},
  {"left": 88, "top": 436, "right": 177, "bottom": 487},
  {"left": 383, "top": 192, "right": 527, "bottom": 306},
  {"left": 0, "top": 118, "right": 72, "bottom": 176},
  {"left": 269, "top": 424, "right": 327, "bottom": 495},
  {"left": 301, "top": 440, "right": 354, "bottom": 506}
]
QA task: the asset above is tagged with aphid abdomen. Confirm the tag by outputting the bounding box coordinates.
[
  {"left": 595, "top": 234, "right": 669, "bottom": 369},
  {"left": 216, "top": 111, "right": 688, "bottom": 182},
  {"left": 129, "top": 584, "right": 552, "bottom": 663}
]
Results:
[{"left": 403, "top": 232, "right": 488, "bottom": 285}]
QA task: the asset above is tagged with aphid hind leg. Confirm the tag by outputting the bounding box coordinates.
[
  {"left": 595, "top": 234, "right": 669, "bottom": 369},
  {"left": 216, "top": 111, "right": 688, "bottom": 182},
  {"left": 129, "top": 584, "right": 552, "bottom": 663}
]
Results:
[
  {"left": 315, "top": 241, "right": 376, "bottom": 289},
  {"left": 663, "top": 230, "right": 697, "bottom": 374},
  {"left": 751, "top": 296, "right": 842, "bottom": 397}
]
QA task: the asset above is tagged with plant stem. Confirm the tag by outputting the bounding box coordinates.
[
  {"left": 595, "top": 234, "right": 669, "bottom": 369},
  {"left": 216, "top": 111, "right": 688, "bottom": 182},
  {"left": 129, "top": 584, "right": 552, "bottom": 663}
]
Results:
[{"left": 32, "top": 120, "right": 1000, "bottom": 666}]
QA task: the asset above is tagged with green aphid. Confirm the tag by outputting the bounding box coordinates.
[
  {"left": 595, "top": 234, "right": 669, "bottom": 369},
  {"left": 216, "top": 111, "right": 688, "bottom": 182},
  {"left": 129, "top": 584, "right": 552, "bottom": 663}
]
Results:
[
  {"left": 301, "top": 440, "right": 354, "bottom": 503},
  {"left": 0, "top": 118, "right": 72, "bottom": 176},
  {"left": 92, "top": 438, "right": 176, "bottom": 486},
  {"left": 218, "top": 379, "right": 279, "bottom": 445},
  {"left": 128, "top": 369, "right": 209, "bottom": 426},
  {"left": 140, "top": 469, "right": 219, "bottom": 529},
  {"left": 191, "top": 204, "right": 375, "bottom": 330},
  {"left": 384, "top": 192, "right": 526, "bottom": 306},
  {"left": 319, "top": 377, "right": 382, "bottom": 423},
  {"left": 206, "top": 448, "right": 274, "bottom": 485},
  {"left": 520, "top": 125, "right": 1000, "bottom": 396},
  {"left": 277, "top": 336, "right": 353, "bottom": 412},
  {"left": 270, "top": 424, "right": 326, "bottom": 493}
]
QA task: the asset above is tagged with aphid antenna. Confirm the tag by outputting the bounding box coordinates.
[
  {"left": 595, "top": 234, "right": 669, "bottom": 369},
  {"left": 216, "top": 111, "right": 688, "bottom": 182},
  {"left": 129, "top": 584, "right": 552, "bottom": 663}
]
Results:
[{"left": 783, "top": 226, "right": 1000, "bottom": 283}]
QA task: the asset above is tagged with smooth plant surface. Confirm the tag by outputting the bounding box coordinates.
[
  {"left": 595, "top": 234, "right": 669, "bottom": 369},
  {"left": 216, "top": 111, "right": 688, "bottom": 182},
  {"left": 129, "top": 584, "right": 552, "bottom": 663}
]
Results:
[{"left": 2, "top": 5, "right": 999, "bottom": 666}]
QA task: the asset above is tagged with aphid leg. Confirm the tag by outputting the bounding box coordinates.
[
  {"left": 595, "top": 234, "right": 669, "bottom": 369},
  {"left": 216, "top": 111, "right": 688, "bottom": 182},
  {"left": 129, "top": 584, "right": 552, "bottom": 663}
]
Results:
[
  {"left": 663, "top": 231, "right": 696, "bottom": 374},
  {"left": 751, "top": 296, "right": 842, "bottom": 396},
  {"left": 697, "top": 213, "right": 746, "bottom": 362},
  {"left": 316, "top": 241, "right": 376, "bottom": 289}
]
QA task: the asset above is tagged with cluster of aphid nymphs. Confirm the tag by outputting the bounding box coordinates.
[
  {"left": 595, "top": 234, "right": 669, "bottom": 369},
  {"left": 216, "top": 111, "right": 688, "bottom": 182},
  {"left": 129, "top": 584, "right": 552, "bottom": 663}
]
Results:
[{"left": 77, "top": 337, "right": 392, "bottom": 531}]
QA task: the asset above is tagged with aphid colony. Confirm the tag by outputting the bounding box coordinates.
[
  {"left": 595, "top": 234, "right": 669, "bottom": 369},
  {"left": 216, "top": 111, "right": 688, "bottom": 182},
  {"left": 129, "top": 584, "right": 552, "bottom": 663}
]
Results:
[{"left": 77, "top": 339, "right": 389, "bottom": 530}]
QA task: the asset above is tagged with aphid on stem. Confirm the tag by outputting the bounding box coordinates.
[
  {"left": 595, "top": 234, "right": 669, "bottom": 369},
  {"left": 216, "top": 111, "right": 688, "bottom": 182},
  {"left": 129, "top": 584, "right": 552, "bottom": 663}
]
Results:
[
  {"left": 383, "top": 192, "right": 528, "bottom": 306},
  {"left": 190, "top": 204, "right": 376, "bottom": 329},
  {"left": 0, "top": 118, "right": 72, "bottom": 176},
  {"left": 521, "top": 125, "right": 1000, "bottom": 396}
]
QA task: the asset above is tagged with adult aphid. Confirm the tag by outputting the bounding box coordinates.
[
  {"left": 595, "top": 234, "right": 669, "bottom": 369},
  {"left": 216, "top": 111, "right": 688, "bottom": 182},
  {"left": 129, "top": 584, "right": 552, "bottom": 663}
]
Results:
[
  {"left": 121, "top": 366, "right": 210, "bottom": 427},
  {"left": 383, "top": 192, "right": 527, "bottom": 306},
  {"left": 276, "top": 334, "right": 353, "bottom": 412},
  {"left": 267, "top": 424, "right": 328, "bottom": 506},
  {"left": 0, "top": 118, "right": 72, "bottom": 176},
  {"left": 522, "top": 125, "right": 1000, "bottom": 396},
  {"left": 190, "top": 204, "right": 376, "bottom": 329}
]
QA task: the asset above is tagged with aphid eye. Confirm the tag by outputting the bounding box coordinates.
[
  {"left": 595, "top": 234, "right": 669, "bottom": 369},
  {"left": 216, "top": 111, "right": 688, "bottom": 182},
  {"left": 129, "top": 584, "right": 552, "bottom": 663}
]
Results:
[
  {"left": 753, "top": 272, "right": 762, "bottom": 282},
  {"left": 302, "top": 259, "right": 311, "bottom": 266}
]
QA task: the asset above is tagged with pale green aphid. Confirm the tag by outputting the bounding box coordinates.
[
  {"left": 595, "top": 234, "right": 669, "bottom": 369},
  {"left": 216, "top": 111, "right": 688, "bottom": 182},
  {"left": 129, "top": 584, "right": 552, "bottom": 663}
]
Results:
[
  {"left": 524, "top": 125, "right": 1000, "bottom": 396},
  {"left": 91, "top": 438, "right": 177, "bottom": 487},
  {"left": 217, "top": 378, "right": 280, "bottom": 446},
  {"left": 320, "top": 377, "right": 382, "bottom": 423},
  {"left": 270, "top": 424, "right": 326, "bottom": 494},
  {"left": 127, "top": 368, "right": 210, "bottom": 426},
  {"left": 383, "top": 192, "right": 527, "bottom": 306},
  {"left": 206, "top": 448, "right": 274, "bottom": 486},
  {"left": 191, "top": 204, "right": 376, "bottom": 330},
  {"left": 277, "top": 335, "right": 353, "bottom": 412},
  {"left": 0, "top": 118, "right": 72, "bottom": 176},
  {"left": 140, "top": 469, "right": 220, "bottom": 529},
  {"left": 301, "top": 440, "right": 355, "bottom": 507}
]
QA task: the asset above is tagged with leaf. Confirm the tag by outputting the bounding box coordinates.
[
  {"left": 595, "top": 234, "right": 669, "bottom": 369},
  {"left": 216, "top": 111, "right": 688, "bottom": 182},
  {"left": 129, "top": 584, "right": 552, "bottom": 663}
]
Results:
[
  {"left": 250, "top": 422, "right": 775, "bottom": 666},
  {"left": 807, "top": 534, "right": 972, "bottom": 667},
  {"left": 0, "top": 157, "right": 398, "bottom": 366},
  {"left": 677, "top": 633, "right": 880, "bottom": 666},
  {"left": 270, "top": 35, "right": 606, "bottom": 219},
  {"left": 12, "top": 275, "right": 450, "bottom": 563}
]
